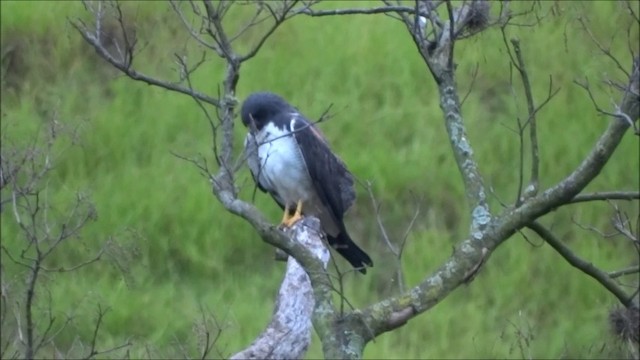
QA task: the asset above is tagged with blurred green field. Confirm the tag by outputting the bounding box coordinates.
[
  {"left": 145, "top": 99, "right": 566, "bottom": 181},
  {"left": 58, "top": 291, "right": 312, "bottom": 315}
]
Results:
[{"left": 1, "top": 1, "right": 638, "bottom": 359}]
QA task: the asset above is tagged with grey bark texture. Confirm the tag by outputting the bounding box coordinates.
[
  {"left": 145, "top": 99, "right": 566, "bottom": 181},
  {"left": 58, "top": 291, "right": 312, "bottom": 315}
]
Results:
[{"left": 231, "top": 217, "right": 330, "bottom": 360}]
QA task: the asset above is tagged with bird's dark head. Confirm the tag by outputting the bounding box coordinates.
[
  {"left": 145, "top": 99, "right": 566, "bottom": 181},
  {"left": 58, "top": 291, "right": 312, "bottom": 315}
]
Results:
[{"left": 241, "top": 92, "right": 293, "bottom": 131}]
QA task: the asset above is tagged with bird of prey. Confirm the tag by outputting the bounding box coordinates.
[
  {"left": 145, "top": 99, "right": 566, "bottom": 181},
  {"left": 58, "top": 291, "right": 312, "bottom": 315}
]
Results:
[{"left": 240, "top": 92, "right": 373, "bottom": 274}]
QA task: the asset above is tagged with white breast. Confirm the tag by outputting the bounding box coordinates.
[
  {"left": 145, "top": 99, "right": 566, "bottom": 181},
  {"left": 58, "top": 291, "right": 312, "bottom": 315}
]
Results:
[{"left": 248, "top": 121, "right": 314, "bottom": 206}]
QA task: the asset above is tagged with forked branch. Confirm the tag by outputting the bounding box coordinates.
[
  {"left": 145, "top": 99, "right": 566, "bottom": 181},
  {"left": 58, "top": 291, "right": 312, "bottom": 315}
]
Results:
[{"left": 70, "top": 5, "right": 221, "bottom": 108}]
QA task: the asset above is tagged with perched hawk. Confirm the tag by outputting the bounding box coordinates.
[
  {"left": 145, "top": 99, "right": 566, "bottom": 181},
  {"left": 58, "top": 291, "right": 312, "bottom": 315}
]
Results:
[{"left": 241, "top": 92, "right": 373, "bottom": 274}]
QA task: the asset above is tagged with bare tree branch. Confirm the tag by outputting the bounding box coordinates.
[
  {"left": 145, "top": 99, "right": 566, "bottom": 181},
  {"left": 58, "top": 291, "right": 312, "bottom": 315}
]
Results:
[
  {"left": 510, "top": 38, "right": 540, "bottom": 200},
  {"left": 460, "top": 62, "right": 480, "bottom": 106},
  {"left": 231, "top": 217, "right": 330, "bottom": 360},
  {"left": 575, "top": 75, "right": 640, "bottom": 134},
  {"left": 69, "top": 9, "right": 221, "bottom": 108},
  {"left": 609, "top": 266, "right": 640, "bottom": 279},
  {"left": 169, "top": 1, "right": 218, "bottom": 51},
  {"left": 238, "top": 1, "right": 300, "bottom": 62},
  {"left": 296, "top": 4, "right": 422, "bottom": 17},
  {"left": 569, "top": 191, "right": 640, "bottom": 204},
  {"left": 349, "top": 49, "right": 639, "bottom": 348},
  {"left": 527, "top": 221, "right": 634, "bottom": 307},
  {"left": 40, "top": 247, "right": 104, "bottom": 273},
  {"left": 364, "top": 180, "right": 415, "bottom": 293},
  {"left": 83, "top": 305, "right": 132, "bottom": 359},
  {"left": 67, "top": 1, "right": 640, "bottom": 358},
  {"left": 578, "top": 16, "right": 631, "bottom": 78},
  {"left": 501, "top": 29, "right": 561, "bottom": 206}
]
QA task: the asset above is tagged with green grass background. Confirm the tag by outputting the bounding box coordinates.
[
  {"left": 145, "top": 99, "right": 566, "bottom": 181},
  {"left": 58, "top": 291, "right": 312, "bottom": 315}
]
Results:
[{"left": 1, "top": 1, "right": 638, "bottom": 358}]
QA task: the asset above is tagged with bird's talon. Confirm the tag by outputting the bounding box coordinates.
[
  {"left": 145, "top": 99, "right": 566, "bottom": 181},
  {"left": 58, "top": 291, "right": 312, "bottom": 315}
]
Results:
[
  {"left": 280, "top": 200, "right": 303, "bottom": 228},
  {"left": 284, "top": 212, "right": 304, "bottom": 227},
  {"left": 279, "top": 204, "right": 291, "bottom": 227}
]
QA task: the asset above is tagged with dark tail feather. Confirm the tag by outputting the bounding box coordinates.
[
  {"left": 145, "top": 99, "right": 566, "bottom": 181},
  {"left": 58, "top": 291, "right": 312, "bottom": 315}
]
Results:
[{"left": 328, "top": 232, "right": 373, "bottom": 274}]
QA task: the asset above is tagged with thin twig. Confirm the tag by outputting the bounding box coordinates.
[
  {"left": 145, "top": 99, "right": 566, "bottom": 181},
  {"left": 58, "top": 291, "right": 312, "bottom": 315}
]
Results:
[
  {"left": 527, "top": 221, "right": 633, "bottom": 307},
  {"left": 173, "top": 52, "right": 222, "bottom": 167},
  {"left": 569, "top": 191, "right": 640, "bottom": 204},
  {"left": 297, "top": 4, "right": 423, "bottom": 17},
  {"left": 578, "top": 16, "right": 630, "bottom": 78},
  {"left": 608, "top": 266, "right": 640, "bottom": 279},
  {"left": 40, "top": 248, "right": 104, "bottom": 273},
  {"left": 169, "top": 1, "right": 217, "bottom": 51},
  {"left": 460, "top": 62, "right": 480, "bottom": 106},
  {"left": 239, "top": 1, "right": 300, "bottom": 62},
  {"left": 69, "top": 18, "right": 220, "bottom": 108},
  {"left": 510, "top": 38, "right": 539, "bottom": 200}
]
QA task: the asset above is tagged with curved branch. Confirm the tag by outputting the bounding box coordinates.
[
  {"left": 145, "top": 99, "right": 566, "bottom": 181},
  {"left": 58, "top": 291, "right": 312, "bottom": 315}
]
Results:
[
  {"left": 69, "top": 19, "right": 220, "bottom": 108},
  {"left": 357, "top": 235, "right": 488, "bottom": 338},
  {"left": 210, "top": 180, "right": 341, "bottom": 358},
  {"left": 231, "top": 217, "right": 330, "bottom": 360},
  {"left": 351, "top": 56, "right": 640, "bottom": 347},
  {"left": 527, "top": 221, "right": 633, "bottom": 307}
]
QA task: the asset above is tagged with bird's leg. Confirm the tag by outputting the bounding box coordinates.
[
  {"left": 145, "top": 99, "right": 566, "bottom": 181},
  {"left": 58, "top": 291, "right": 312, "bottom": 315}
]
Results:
[
  {"left": 280, "top": 204, "right": 291, "bottom": 226},
  {"left": 291, "top": 199, "right": 304, "bottom": 224},
  {"left": 281, "top": 200, "right": 304, "bottom": 228}
]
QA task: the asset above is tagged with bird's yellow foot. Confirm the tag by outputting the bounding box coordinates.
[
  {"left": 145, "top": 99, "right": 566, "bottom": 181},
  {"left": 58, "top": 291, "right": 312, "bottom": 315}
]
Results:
[
  {"left": 280, "top": 204, "right": 290, "bottom": 226},
  {"left": 280, "top": 200, "right": 304, "bottom": 228}
]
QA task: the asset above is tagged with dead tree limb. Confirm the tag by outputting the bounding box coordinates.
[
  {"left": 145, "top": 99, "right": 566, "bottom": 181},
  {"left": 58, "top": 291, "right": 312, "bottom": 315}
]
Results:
[{"left": 231, "top": 217, "right": 330, "bottom": 360}]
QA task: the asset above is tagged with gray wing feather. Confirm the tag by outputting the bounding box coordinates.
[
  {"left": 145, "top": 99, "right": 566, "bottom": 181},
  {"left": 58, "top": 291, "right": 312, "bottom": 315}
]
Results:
[{"left": 291, "top": 116, "right": 355, "bottom": 216}]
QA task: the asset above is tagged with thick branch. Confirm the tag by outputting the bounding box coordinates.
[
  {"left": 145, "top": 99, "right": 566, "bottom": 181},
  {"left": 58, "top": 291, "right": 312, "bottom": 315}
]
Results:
[
  {"left": 527, "top": 221, "right": 633, "bottom": 307},
  {"left": 351, "top": 57, "right": 639, "bottom": 345},
  {"left": 438, "top": 78, "right": 490, "bottom": 239},
  {"left": 404, "top": 1, "right": 493, "bottom": 237},
  {"left": 210, "top": 179, "right": 341, "bottom": 358},
  {"left": 231, "top": 217, "right": 330, "bottom": 360},
  {"left": 357, "top": 234, "right": 489, "bottom": 340}
]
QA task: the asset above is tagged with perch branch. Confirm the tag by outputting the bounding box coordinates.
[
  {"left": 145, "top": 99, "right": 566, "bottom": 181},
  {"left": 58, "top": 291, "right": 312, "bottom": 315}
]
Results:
[
  {"left": 231, "top": 217, "right": 330, "bottom": 360},
  {"left": 210, "top": 180, "right": 340, "bottom": 358}
]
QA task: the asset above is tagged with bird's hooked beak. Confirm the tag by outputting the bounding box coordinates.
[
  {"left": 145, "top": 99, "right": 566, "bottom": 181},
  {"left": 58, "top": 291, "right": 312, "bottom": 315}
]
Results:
[{"left": 247, "top": 113, "right": 259, "bottom": 134}]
